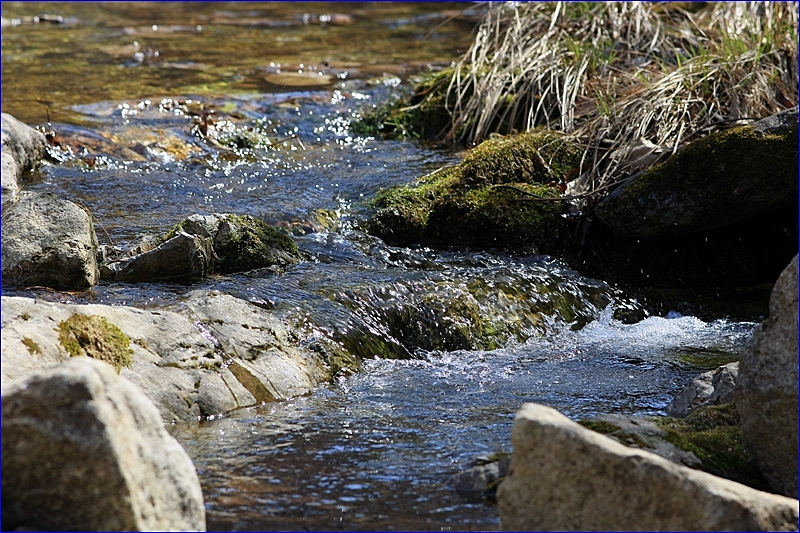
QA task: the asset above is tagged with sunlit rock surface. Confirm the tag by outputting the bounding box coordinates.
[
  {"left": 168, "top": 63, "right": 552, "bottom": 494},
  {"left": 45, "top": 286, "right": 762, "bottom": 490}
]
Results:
[
  {"left": 1, "top": 191, "right": 100, "bottom": 290},
  {"left": 2, "top": 357, "right": 206, "bottom": 531},
  {"left": 0, "top": 292, "right": 333, "bottom": 421},
  {"left": 498, "top": 403, "right": 799, "bottom": 531},
  {"left": 1, "top": 113, "right": 47, "bottom": 200}
]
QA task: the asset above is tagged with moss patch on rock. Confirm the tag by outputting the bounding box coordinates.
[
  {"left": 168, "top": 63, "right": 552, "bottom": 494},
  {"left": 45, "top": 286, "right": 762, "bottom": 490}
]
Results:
[
  {"left": 595, "top": 123, "right": 798, "bottom": 242},
  {"left": 655, "top": 403, "right": 769, "bottom": 491},
  {"left": 21, "top": 337, "right": 42, "bottom": 355},
  {"left": 578, "top": 420, "right": 622, "bottom": 434},
  {"left": 366, "top": 131, "right": 583, "bottom": 252},
  {"left": 212, "top": 214, "right": 300, "bottom": 273},
  {"left": 58, "top": 313, "right": 134, "bottom": 373}
]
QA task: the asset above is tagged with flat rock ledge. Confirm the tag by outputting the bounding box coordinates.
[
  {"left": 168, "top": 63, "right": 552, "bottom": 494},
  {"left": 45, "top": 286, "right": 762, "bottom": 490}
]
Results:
[
  {"left": 497, "top": 403, "right": 799, "bottom": 531},
  {"left": 1, "top": 291, "right": 332, "bottom": 422}
]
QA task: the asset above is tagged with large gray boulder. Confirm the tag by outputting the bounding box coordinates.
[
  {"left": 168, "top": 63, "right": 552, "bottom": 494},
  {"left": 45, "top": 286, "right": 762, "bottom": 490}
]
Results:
[
  {"left": 497, "top": 403, "right": 799, "bottom": 531},
  {"left": 1, "top": 292, "right": 332, "bottom": 421},
  {"left": 735, "top": 255, "right": 798, "bottom": 498},
  {"left": 1, "top": 113, "right": 47, "bottom": 199},
  {"left": 595, "top": 108, "right": 798, "bottom": 241},
  {"left": 2, "top": 357, "right": 206, "bottom": 531},
  {"left": 1, "top": 191, "right": 100, "bottom": 289}
]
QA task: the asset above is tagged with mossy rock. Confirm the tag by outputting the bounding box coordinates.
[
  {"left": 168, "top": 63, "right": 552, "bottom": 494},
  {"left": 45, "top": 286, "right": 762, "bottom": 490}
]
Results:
[
  {"left": 367, "top": 131, "right": 583, "bottom": 252},
  {"left": 595, "top": 118, "right": 798, "bottom": 242},
  {"left": 58, "top": 313, "right": 134, "bottom": 373},
  {"left": 167, "top": 213, "right": 301, "bottom": 274},
  {"left": 655, "top": 403, "right": 769, "bottom": 491},
  {"left": 213, "top": 215, "right": 300, "bottom": 273}
]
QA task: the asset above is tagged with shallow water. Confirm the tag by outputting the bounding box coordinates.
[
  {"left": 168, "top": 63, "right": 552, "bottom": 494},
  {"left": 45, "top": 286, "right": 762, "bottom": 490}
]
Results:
[
  {"left": 2, "top": 3, "right": 757, "bottom": 531},
  {"left": 170, "top": 312, "right": 750, "bottom": 531}
]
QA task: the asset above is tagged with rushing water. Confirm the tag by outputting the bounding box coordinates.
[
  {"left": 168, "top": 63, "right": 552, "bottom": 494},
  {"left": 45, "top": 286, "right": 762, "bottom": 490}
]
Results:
[{"left": 2, "top": 3, "right": 758, "bottom": 531}]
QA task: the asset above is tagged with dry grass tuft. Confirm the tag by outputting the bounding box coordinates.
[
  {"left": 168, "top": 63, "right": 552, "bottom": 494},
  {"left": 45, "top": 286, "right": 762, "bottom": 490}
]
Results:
[{"left": 445, "top": 2, "right": 798, "bottom": 197}]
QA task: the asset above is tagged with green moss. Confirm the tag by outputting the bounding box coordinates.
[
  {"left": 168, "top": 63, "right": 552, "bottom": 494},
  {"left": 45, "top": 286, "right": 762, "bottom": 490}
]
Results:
[
  {"left": 599, "top": 124, "right": 798, "bottom": 242},
  {"left": 579, "top": 420, "right": 622, "bottom": 434},
  {"left": 21, "top": 337, "right": 42, "bottom": 355},
  {"left": 367, "top": 131, "right": 583, "bottom": 252},
  {"left": 655, "top": 403, "right": 769, "bottom": 491},
  {"left": 214, "top": 214, "right": 300, "bottom": 273},
  {"left": 57, "top": 313, "right": 134, "bottom": 373}
]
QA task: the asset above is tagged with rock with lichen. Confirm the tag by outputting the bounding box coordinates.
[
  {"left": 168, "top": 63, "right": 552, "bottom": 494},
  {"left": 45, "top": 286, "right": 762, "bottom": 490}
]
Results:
[{"left": 0, "top": 292, "right": 334, "bottom": 421}]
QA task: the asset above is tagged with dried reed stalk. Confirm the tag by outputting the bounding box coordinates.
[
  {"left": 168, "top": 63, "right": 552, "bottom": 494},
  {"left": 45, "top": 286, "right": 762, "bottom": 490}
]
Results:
[{"left": 446, "top": 2, "right": 798, "bottom": 198}]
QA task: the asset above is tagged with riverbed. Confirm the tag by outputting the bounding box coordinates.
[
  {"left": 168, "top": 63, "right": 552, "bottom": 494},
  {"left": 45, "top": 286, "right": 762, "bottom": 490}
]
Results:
[{"left": 2, "top": 3, "right": 756, "bottom": 531}]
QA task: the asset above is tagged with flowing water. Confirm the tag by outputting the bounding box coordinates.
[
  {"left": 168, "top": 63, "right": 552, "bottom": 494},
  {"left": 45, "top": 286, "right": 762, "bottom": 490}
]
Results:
[{"left": 2, "top": 3, "right": 758, "bottom": 531}]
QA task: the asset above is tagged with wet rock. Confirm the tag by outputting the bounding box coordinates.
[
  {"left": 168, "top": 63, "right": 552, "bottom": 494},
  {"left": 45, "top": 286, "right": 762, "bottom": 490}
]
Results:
[
  {"left": 448, "top": 453, "right": 511, "bottom": 502},
  {"left": 1, "top": 293, "right": 334, "bottom": 421},
  {"left": 667, "top": 362, "right": 738, "bottom": 417},
  {"left": 1, "top": 191, "right": 100, "bottom": 290},
  {"left": 1, "top": 113, "right": 47, "bottom": 200},
  {"left": 175, "top": 213, "right": 301, "bottom": 273},
  {"left": 102, "top": 230, "right": 214, "bottom": 282},
  {"left": 2, "top": 357, "right": 205, "bottom": 531},
  {"left": 180, "top": 290, "right": 330, "bottom": 401},
  {"left": 735, "top": 255, "right": 798, "bottom": 497},
  {"left": 594, "top": 108, "right": 798, "bottom": 242},
  {"left": 498, "top": 403, "right": 799, "bottom": 531}
]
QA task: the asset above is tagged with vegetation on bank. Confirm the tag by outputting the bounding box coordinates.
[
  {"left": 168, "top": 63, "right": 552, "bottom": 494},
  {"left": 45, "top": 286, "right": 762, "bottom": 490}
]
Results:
[{"left": 356, "top": 2, "right": 798, "bottom": 199}]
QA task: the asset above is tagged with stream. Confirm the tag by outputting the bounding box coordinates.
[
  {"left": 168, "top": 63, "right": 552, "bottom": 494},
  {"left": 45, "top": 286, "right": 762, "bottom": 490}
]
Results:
[{"left": 2, "top": 3, "right": 757, "bottom": 531}]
